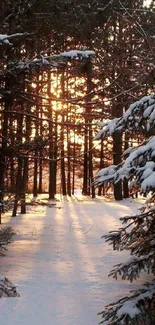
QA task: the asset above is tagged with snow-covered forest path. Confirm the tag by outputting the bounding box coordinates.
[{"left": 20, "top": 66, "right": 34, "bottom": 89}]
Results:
[{"left": 0, "top": 197, "right": 148, "bottom": 325}]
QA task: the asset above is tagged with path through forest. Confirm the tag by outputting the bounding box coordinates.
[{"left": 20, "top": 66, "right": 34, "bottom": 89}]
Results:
[{"left": 0, "top": 196, "right": 149, "bottom": 325}]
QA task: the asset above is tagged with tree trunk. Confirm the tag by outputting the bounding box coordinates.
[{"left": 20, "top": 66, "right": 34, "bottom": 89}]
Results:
[
  {"left": 98, "top": 139, "right": 105, "bottom": 196},
  {"left": 21, "top": 157, "right": 28, "bottom": 214},
  {"left": 12, "top": 158, "right": 23, "bottom": 217},
  {"left": 38, "top": 151, "right": 43, "bottom": 194},
  {"left": 113, "top": 132, "right": 123, "bottom": 200},
  {"left": 72, "top": 122, "right": 76, "bottom": 195},
  {"left": 82, "top": 58, "right": 94, "bottom": 196},
  {"left": 60, "top": 71, "right": 67, "bottom": 196},
  {"left": 33, "top": 151, "right": 38, "bottom": 197}
]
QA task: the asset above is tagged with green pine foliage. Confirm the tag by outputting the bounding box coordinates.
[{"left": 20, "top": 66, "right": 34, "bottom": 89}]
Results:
[{"left": 95, "top": 94, "right": 155, "bottom": 324}]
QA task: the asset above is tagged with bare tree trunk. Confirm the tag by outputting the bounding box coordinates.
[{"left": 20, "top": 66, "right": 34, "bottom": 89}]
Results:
[
  {"left": 38, "top": 150, "right": 43, "bottom": 194},
  {"left": 38, "top": 90, "right": 43, "bottom": 194},
  {"left": 82, "top": 123, "right": 89, "bottom": 195},
  {"left": 123, "top": 133, "right": 129, "bottom": 198},
  {"left": 67, "top": 132, "right": 71, "bottom": 196},
  {"left": 53, "top": 111, "right": 58, "bottom": 195},
  {"left": 60, "top": 71, "right": 67, "bottom": 196},
  {"left": 84, "top": 57, "right": 95, "bottom": 197},
  {"left": 48, "top": 71, "right": 55, "bottom": 199},
  {"left": 10, "top": 158, "right": 15, "bottom": 193},
  {"left": 72, "top": 118, "right": 76, "bottom": 195},
  {"left": 89, "top": 125, "right": 95, "bottom": 198},
  {"left": 98, "top": 139, "right": 105, "bottom": 196},
  {"left": 12, "top": 107, "right": 24, "bottom": 215},
  {"left": 33, "top": 151, "right": 38, "bottom": 197},
  {"left": 60, "top": 136, "right": 67, "bottom": 196},
  {"left": 0, "top": 98, "right": 10, "bottom": 217},
  {"left": 66, "top": 68, "right": 71, "bottom": 196},
  {"left": 12, "top": 158, "right": 23, "bottom": 217},
  {"left": 113, "top": 132, "right": 123, "bottom": 200},
  {"left": 112, "top": 17, "right": 124, "bottom": 201},
  {"left": 21, "top": 157, "right": 28, "bottom": 214}
]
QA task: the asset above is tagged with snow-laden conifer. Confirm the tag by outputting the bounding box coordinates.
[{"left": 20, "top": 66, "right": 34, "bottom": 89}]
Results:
[{"left": 95, "top": 94, "right": 155, "bottom": 324}]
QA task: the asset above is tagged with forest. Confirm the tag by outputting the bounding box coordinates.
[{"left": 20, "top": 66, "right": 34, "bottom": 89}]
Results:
[{"left": 0, "top": 1, "right": 155, "bottom": 325}]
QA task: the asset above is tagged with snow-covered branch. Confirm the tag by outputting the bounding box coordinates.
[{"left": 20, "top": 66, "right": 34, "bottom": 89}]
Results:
[
  {"left": 0, "top": 33, "right": 30, "bottom": 45},
  {"left": 94, "top": 136, "right": 155, "bottom": 194},
  {"left": 110, "top": 253, "right": 154, "bottom": 281},
  {"left": 99, "top": 281, "right": 155, "bottom": 325},
  {"left": 60, "top": 49, "right": 95, "bottom": 59},
  {"left": 95, "top": 94, "right": 155, "bottom": 139},
  {"left": 103, "top": 207, "right": 155, "bottom": 284},
  {"left": 2, "top": 49, "right": 95, "bottom": 75}
]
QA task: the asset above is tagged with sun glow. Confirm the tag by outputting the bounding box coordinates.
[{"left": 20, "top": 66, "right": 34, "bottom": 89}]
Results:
[{"left": 144, "top": 0, "right": 152, "bottom": 6}]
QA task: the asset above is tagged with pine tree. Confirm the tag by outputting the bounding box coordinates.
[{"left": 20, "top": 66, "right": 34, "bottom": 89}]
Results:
[{"left": 94, "top": 94, "right": 155, "bottom": 324}]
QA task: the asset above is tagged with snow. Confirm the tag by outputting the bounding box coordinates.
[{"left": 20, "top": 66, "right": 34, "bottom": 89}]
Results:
[
  {"left": 142, "top": 171, "right": 155, "bottom": 191},
  {"left": 9, "top": 49, "right": 95, "bottom": 72},
  {"left": 116, "top": 283, "right": 155, "bottom": 320},
  {"left": 141, "top": 167, "right": 153, "bottom": 180},
  {"left": 0, "top": 34, "right": 10, "bottom": 44},
  {"left": 0, "top": 275, "right": 4, "bottom": 281},
  {"left": 97, "top": 165, "right": 116, "bottom": 177},
  {"left": 60, "top": 50, "right": 95, "bottom": 59},
  {"left": 117, "top": 301, "right": 140, "bottom": 318},
  {"left": 117, "top": 253, "right": 154, "bottom": 271},
  {"left": 0, "top": 33, "right": 28, "bottom": 45},
  {"left": 143, "top": 103, "right": 155, "bottom": 118},
  {"left": 95, "top": 136, "right": 155, "bottom": 192},
  {"left": 0, "top": 197, "right": 151, "bottom": 325},
  {"left": 123, "top": 146, "right": 136, "bottom": 157}
]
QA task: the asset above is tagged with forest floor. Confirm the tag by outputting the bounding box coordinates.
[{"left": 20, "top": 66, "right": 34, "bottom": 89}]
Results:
[{"left": 0, "top": 195, "right": 151, "bottom": 325}]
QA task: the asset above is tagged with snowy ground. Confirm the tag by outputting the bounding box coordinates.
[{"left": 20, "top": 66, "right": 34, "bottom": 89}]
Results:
[{"left": 0, "top": 196, "right": 151, "bottom": 325}]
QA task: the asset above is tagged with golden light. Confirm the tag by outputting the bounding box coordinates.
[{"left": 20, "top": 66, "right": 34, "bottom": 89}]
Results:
[{"left": 144, "top": 0, "right": 152, "bottom": 6}]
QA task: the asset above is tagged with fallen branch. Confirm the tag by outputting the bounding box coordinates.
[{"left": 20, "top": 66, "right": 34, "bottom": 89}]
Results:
[
  {"left": 0, "top": 227, "right": 16, "bottom": 256},
  {"left": 0, "top": 275, "right": 20, "bottom": 297}
]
